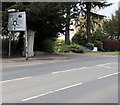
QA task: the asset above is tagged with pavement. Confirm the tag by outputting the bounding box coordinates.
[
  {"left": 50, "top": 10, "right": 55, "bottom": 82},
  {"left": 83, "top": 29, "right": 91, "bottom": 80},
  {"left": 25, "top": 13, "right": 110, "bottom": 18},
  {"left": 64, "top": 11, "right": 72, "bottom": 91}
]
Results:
[
  {"left": 1, "top": 52, "right": 109, "bottom": 64},
  {"left": 1, "top": 52, "right": 118, "bottom": 68},
  {"left": 1, "top": 52, "right": 119, "bottom": 103}
]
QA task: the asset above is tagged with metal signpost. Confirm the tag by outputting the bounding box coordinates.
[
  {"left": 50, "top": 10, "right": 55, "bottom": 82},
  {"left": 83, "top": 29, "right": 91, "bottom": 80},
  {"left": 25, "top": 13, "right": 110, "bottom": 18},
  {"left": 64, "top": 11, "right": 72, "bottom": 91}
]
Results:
[{"left": 8, "top": 10, "right": 28, "bottom": 60}]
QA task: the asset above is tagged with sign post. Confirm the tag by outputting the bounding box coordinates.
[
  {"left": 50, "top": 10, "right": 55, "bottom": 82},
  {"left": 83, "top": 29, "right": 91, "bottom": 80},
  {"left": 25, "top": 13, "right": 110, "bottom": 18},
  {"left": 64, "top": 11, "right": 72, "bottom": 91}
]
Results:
[
  {"left": 8, "top": 32, "right": 12, "bottom": 58},
  {"left": 25, "top": 30, "right": 28, "bottom": 60},
  {"left": 8, "top": 11, "right": 28, "bottom": 60}
]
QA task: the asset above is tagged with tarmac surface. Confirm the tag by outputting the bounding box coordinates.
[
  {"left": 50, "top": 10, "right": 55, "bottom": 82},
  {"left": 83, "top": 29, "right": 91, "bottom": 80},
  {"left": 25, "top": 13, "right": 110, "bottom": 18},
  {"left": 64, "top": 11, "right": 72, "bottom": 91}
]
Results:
[{"left": 1, "top": 53, "right": 119, "bottom": 103}]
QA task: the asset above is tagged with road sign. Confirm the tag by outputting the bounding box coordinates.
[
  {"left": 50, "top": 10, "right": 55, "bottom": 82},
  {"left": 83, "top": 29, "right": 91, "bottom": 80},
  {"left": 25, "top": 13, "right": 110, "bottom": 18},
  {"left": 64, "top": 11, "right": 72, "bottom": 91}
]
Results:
[{"left": 8, "top": 12, "right": 26, "bottom": 31}]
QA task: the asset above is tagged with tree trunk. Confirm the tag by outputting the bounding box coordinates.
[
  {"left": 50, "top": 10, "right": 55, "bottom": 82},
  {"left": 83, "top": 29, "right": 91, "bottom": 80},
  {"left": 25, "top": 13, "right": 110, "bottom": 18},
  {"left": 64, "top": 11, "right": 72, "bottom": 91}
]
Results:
[
  {"left": 65, "top": 4, "right": 70, "bottom": 45},
  {"left": 86, "top": 2, "right": 92, "bottom": 43}
]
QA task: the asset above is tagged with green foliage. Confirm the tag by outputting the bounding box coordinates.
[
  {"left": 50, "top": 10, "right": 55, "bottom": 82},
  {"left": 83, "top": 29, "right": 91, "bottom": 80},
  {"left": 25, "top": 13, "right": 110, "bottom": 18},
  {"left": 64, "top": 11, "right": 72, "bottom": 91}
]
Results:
[
  {"left": 94, "top": 41, "right": 104, "bottom": 51},
  {"left": 54, "top": 44, "right": 86, "bottom": 53},
  {"left": 69, "top": 44, "right": 85, "bottom": 53},
  {"left": 86, "top": 42, "right": 94, "bottom": 50},
  {"left": 2, "top": 2, "right": 112, "bottom": 53},
  {"left": 54, "top": 40, "right": 65, "bottom": 46},
  {"left": 102, "top": 52, "right": 120, "bottom": 55},
  {"left": 2, "top": 39, "right": 9, "bottom": 56},
  {"left": 41, "top": 39, "right": 54, "bottom": 53},
  {"left": 26, "top": 2, "right": 70, "bottom": 50},
  {"left": 61, "top": 3, "right": 79, "bottom": 44},
  {"left": 54, "top": 45, "right": 70, "bottom": 53},
  {"left": 72, "top": 29, "right": 87, "bottom": 46},
  {"left": 92, "top": 28, "right": 107, "bottom": 41},
  {"left": 1, "top": 38, "right": 21, "bottom": 57},
  {"left": 77, "top": 1, "right": 112, "bottom": 43},
  {"left": 103, "top": 9, "right": 120, "bottom": 40},
  {"left": 2, "top": 2, "right": 66, "bottom": 51}
]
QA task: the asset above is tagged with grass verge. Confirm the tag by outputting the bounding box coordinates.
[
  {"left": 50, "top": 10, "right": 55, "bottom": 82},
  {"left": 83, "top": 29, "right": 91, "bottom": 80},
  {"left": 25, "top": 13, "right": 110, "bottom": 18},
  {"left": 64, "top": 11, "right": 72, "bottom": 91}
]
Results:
[{"left": 102, "top": 51, "right": 120, "bottom": 55}]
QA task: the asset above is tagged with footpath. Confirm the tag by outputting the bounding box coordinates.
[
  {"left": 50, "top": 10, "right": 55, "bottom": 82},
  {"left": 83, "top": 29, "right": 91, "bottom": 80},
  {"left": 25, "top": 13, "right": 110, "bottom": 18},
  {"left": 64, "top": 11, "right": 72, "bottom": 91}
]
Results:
[
  {"left": 1, "top": 52, "right": 116, "bottom": 68},
  {"left": 1, "top": 53, "right": 71, "bottom": 68},
  {"left": 2, "top": 53, "right": 69, "bottom": 63}
]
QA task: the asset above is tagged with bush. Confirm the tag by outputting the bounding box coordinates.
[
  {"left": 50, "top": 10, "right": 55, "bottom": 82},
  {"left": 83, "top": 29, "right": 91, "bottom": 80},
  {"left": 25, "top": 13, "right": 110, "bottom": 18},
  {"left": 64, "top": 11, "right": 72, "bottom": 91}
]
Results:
[
  {"left": 2, "top": 38, "right": 21, "bottom": 57},
  {"left": 86, "top": 42, "right": 94, "bottom": 50},
  {"left": 72, "top": 34, "right": 87, "bottom": 46},
  {"left": 54, "top": 40, "right": 65, "bottom": 46},
  {"left": 70, "top": 44, "right": 85, "bottom": 53},
  {"left": 54, "top": 44, "right": 86, "bottom": 53},
  {"left": 94, "top": 41, "right": 104, "bottom": 51},
  {"left": 41, "top": 39, "right": 54, "bottom": 53},
  {"left": 102, "top": 40, "right": 120, "bottom": 51},
  {"left": 54, "top": 45, "right": 70, "bottom": 52},
  {"left": 2, "top": 39, "right": 9, "bottom": 56}
]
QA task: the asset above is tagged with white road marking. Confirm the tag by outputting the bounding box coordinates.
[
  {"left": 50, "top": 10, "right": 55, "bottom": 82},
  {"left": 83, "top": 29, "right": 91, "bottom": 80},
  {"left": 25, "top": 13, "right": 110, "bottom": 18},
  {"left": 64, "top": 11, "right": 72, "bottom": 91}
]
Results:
[
  {"left": 97, "top": 65, "right": 111, "bottom": 68},
  {"left": 97, "top": 72, "right": 119, "bottom": 79},
  {"left": 96, "top": 62, "right": 117, "bottom": 69},
  {"left": 52, "top": 62, "right": 117, "bottom": 74},
  {"left": 0, "top": 76, "right": 32, "bottom": 83},
  {"left": 22, "top": 82, "right": 83, "bottom": 102},
  {"left": 52, "top": 67, "right": 87, "bottom": 74}
]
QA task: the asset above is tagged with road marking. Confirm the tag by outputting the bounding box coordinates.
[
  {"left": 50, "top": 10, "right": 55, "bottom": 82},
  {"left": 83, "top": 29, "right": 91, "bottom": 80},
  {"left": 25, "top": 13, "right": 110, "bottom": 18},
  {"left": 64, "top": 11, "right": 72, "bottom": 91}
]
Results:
[
  {"left": 96, "top": 62, "right": 117, "bottom": 69},
  {"left": 52, "top": 67, "right": 87, "bottom": 74},
  {"left": 22, "top": 82, "right": 83, "bottom": 102},
  {"left": 97, "top": 65, "right": 111, "bottom": 68},
  {"left": 97, "top": 72, "right": 119, "bottom": 79},
  {"left": 52, "top": 62, "right": 117, "bottom": 74},
  {"left": 0, "top": 76, "right": 32, "bottom": 83}
]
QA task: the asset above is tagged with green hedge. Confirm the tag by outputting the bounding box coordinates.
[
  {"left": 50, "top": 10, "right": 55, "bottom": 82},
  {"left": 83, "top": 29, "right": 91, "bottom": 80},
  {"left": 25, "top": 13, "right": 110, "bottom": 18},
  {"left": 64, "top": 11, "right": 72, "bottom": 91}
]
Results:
[
  {"left": 94, "top": 41, "right": 104, "bottom": 51},
  {"left": 86, "top": 42, "right": 94, "bottom": 50},
  {"left": 41, "top": 39, "right": 54, "bottom": 53},
  {"left": 70, "top": 44, "right": 85, "bottom": 53},
  {"left": 54, "top": 44, "right": 86, "bottom": 53},
  {"left": 54, "top": 45, "right": 70, "bottom": 52}
]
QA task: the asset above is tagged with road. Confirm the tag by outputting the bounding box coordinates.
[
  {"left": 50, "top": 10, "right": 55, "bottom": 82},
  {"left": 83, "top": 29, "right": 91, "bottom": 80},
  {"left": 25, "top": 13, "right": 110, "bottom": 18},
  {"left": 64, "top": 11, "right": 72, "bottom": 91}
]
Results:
[{"left": 1, "top": 53, "right": 119, "bottom": 103}]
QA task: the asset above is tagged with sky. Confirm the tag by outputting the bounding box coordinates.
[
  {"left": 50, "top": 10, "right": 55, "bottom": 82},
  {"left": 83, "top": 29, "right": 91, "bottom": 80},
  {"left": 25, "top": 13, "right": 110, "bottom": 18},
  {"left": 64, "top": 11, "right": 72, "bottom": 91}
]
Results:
[{"left": 98, "top": 0, "right": 120, "bottom": 19}]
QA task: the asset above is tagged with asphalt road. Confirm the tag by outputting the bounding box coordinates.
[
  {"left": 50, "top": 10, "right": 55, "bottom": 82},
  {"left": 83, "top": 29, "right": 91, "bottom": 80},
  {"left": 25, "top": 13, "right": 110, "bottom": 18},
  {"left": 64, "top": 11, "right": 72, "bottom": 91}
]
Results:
[{"left": 1, "top": 54, "right": 119, "bottom": 103}]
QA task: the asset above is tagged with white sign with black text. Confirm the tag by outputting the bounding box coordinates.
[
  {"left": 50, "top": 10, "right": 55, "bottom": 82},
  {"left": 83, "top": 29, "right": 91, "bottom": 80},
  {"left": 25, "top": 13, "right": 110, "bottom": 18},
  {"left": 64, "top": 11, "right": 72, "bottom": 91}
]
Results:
[{"left": 8, "top": 12, "right": 26, "bottom": 31}]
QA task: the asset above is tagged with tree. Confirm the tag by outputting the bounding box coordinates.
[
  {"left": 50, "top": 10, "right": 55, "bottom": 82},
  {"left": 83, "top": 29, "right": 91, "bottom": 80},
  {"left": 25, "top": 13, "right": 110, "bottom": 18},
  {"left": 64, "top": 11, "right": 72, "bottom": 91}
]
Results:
[
  {"left": 103, "top": 8, "right": 120, "bottom": 40},
  {"left": 78, "top": 1, "right": 112, "bottom": 42},
  {"left": 2, "top": 2, "right": 66, "bottom": 51},
  {"left": 26, "top": 2, "right": 66, "bottom": 50},
  {"left": 59, "top": 2, "right": 80, "bottom": 45}
]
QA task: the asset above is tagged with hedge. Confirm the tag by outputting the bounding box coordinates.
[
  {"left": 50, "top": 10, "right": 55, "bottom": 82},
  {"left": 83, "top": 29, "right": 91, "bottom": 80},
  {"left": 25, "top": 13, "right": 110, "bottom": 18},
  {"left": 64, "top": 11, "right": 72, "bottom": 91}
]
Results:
[{"left": 102, "top": 40, "right": 120, "bottom": 51}]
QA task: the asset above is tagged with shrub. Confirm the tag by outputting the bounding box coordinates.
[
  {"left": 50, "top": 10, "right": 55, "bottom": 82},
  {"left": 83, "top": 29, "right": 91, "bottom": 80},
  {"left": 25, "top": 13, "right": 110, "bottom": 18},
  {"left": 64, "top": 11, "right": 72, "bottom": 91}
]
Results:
[
  {"left": 54, "top": 44, "right": 86, "bottom": 53},
  {"left": 2, "top": 38, "right": 21, "bottom": 57},
  {"left": 94, "top": 41, "right": 104, "bottom": 51},
  {"left": 86, "top": 42, "right": 94, "bottom": 50},
  {"left": 54, "top": 40, "right": 65, "bottom": 46},
  {"left": 42, "top": 39, "right": 54, "bottom": 53},
  {"left": 72, "top": 34, "right": 87, "bottom": 46},
  {"left": 2, "top": 39, "right": 9, "bottom": 56},
  {"left": 102, "top": 40, "right": 120, "bottom": 51},
  {"left": 70, "top": 44, "right": 85, "bottom": 53},
  {"left": 54, "top": 45, "right": 70, "bottom": 53}
]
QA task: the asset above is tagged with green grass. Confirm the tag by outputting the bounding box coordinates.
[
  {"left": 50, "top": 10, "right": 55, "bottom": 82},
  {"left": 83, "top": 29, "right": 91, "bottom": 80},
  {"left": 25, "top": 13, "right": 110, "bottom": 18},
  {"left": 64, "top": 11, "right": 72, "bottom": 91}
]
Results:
[{"left": 102, "top": 51, "right": 120, "bottom": 55}]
